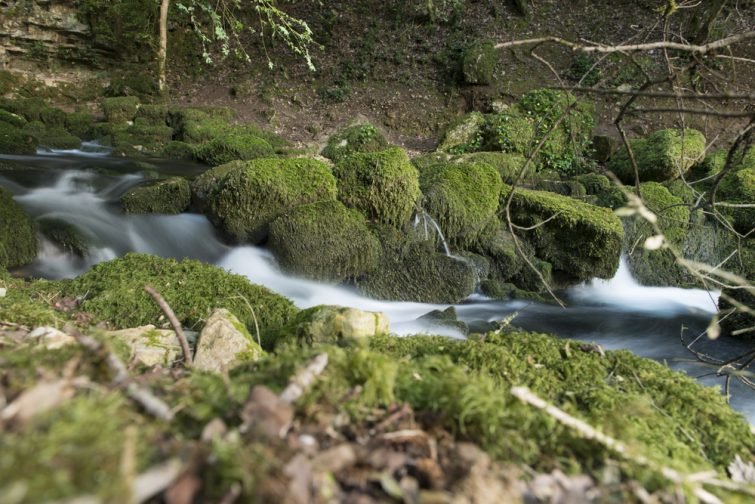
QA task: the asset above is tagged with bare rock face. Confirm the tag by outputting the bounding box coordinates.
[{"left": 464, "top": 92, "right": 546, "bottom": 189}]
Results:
[
  {"left": 107, "top": 325, "right": 182, "bottom": 367},
  {"left": 193, "top": 308, "right": 264, "bottom": 373}
]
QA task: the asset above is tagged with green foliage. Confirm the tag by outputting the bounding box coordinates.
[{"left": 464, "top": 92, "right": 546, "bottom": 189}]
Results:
[
  {"left": 438, "top": 112, "right": 486, "bottom": 154},
  {"left": 102, "top": 96, "right": 140, "bottom": 124},
  {"left": 0, "top": 187, "right": 37, "bottom": 268},
  {"left": 518, "top": 89, "right": 595, "bottom": 176},
  {"left": 608, "top": 129, "right": 706, "bottom": 184},
  {"left": 333, "top": 147, "right": 421, "bottom": 227},
  {"left": 207, "top": 157, "right": 338, "bottom": 243},
  {"left": 480, "top": 108, "right": 535, "bottom": 155},
  {"left": 195, "top": 132, "right": 275, "bottom": 166},
  {"left": 64, "top": 253, "right": 298, "bottom": 335},
  {"left": 0, "top": 120, "right": 38, "bottom": 154},
  {"left": 65, "top": 112, "right": 95, "bottom": 139},
  {"left": 504, "top": 185, "right": 624, "bottom": 281},
  {"left": 321, "top": 123, "right": 389, "bottom": 163},
  {"left": 717, "top": 167, "right": 754, "bottom": 234},
  {"left": 564, "top": 53, "right": 603, "bottom": 86},
  {"left": 0, "top": 277, "right": 62, "bottom": 328},
  {"left": 268, "top": 200, "right": 381, "bottom": 282},
  {"left": 457, "top": 152, "right": 528, "bottom": 184},
  {"left": 462, "top": 39, "right": 496, "bottom": 85},
  {"left": 358, "top": 226, "right": 476, "bottom": 303},
  {"left": 420, "top": 161, "right": 502, "bottom": 247},
  {"left": 120, "top": 177, "right": 191, "bottom": 214},
  {"left": 0, "top": 108, "right": 27, "bottom": 128}
]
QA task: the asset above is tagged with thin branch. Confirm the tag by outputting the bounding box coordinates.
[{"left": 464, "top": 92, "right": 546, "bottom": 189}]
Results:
[
  {"left": 144, "top": 285, "right": 193, "bottom": 367},
  {"left": 629, "top": 107, "right": 754, "bottom": 117},
  {"left": 551, "top": 86, "right": 755, "bottom": 101}
]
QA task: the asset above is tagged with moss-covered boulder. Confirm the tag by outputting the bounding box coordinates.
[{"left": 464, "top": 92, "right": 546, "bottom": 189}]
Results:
[
  {"left": 321, "top": 122, "right": 389, "bottom": 162},
  {"left": 334, "top": 147, "right": 420, "bottom": 227},
  {"left": 358, "top": 226, "right": 476, "bottom": 303},
  {"left": 462, "top": 39, "right": 496, "bottom": 85},
  {"left": 272, "top": 305, "right": 391, "bottom": 347},
  {"left": 63, "top": 253, "right": 298, "bottom": 336},
  {"left": 31, "top": 126, "right": 81, "bottom": 150},
  {"left": 505, "top": 186, "right": 623, "bottom": 282},
  {"left": 420, "top": 161, "right": 502, "bottom": 247},
  {"left": 64, "top": 112, "right": 95, "bottom": 140},
  {"left": 38, "top": 219, "right": 89, "bottom": 257},
  {"left": 0, "top": 108, "right": 27, "bottom": 128},
  {"left": 110, "top": 122, "right": 174, "bottom": 154},
  {"left": 135, "top": 104, "right": 169, "bottom": 126},
  {"left": 268, "top": 200, "right": 381, "bottom": 281},
  {"left": 480, "top": 107, "right": 535, "bottom": 155},
  {"left": 608, "top": 129, "right": 706, "bottom": 184},
  {"left": 102, "top": 96, "right": 140, "bottom": 124},
  {"left": 194, "top": 132, "right": 275, "bottom": 166},
  {"left": 207, "top": 157, "right": 338, "bottom": 243},
  {"left": 161, "top": 140, "right": 195, "bottom": 160},
  {"left": 457, "top": 151, "right": 528, "bottom": 184},
  {"left": 0, "top": 187, "right": 37, "bottom": 268},
  {"left": 436, "top": 112, "right": 486, "bottom": 153},
  {"left": 0, "top": 121, "right": 38, "bottom": 154},
  {"left": 717, "top": 167, "right": 754, "bottom": 234},
  {"left": 190, "top": 160, "right": 245, "bottom": 211},
  {"left": 120, "top": 177, "right": 190, "bottom": 214},
  {"left": 622, "top": 182, "right": 691, "bottom": 286}
]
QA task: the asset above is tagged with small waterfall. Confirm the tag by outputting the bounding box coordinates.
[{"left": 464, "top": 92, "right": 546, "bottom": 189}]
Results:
[{"left": 413, "top": 208, "right": 451, "bottom": 256}]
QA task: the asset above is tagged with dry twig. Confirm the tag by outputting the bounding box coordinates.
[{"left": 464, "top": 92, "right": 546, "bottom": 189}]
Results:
[{"left": 144, "top": 285, "right": 193, "bottom": 367}]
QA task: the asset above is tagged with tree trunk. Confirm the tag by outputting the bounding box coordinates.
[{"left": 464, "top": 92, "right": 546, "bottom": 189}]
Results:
[{"left": 158, "top": 0, "right": 170, "bottom": 94}]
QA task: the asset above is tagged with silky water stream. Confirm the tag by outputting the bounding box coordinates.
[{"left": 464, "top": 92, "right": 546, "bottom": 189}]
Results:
[{"left": 2, "top": 148, "right": 753, "bottom": 422}]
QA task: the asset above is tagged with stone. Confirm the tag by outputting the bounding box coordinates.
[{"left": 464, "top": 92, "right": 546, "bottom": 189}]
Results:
[
  {"left": 107, "top": 325, "right": 181, "bottom": 367},
  {"left": 289, "top": 305, "right": 390, "bottom": 344},
  {"left": 193, "top": 308, "right": 264, "bottom": 373},
  {"left": 436, "top": 112, "right": 486, "bottom": 153},
  {"left": 28, "top": 326, "right": 76, "bottom": 350}
]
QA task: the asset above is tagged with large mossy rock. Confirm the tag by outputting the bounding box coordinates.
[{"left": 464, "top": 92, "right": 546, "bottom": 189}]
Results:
[
  {"left": 63, "top": 253, "right": 298, "bottom": 337},
  {"left": 420, "top": 161, "right": 502, "bottom": 247},
  {"left": 194, "top": 132, "right": 275, "bottom": 166},
  {"left": 194, "top": 308, "right": 265, "bottom": 372},
  {"left": 120, "top": 177, "right": 190, "bottom": 214},
  {"left": 0, "top": 187, "right": 37, "bottom": 268},
  {"left": 190, "top": 160, "right": 246, "bottom": 211},
  {"left": 0, "top": 121, "right": 38, "bottom": 154},
  {"left": 29, "top": 126, "right": 81, "bottom": 150},
  {"left": 608, "top": 128, "right": 706, "bottom": 184},
  {"left": 462, "top": 39, "right": 496, "bottom": 85},
  {"left": 505, "top": 186, "right": 623, "bottom": 282},
  {"left": 273, "top": 305, "right": 390, "bottom": 347},
  {"left": 717, "top": 166, "right": 754, "bottom": 234},
  {"left": 206, "top": 157, "right": 338, "bottom": 243},
  {"left": 102, "top": 96, "right": 140, "bottom": 124},
  {"left": 333, "top": 147, "right": 421, "bottom": 227},
  {"left": 436, "top": 112, "right": 486, "bottom": 153},
  {"left": 457, "top": 151, "right": 528, "bottom": 184},
  {"left": 321, "top": 122, "right": 388, "bottom": 163},
  {"left": 480, "top": 107, "right": 535, "bottom": 155},
  {"left": 268, "top": 200, "right": 380, "bottom": 281},
  {"left": 38, "top": 218, "right": 89, "bottom": 257},
  {"left": 358, "top": 226, "right": 476, "bottom": 303}
]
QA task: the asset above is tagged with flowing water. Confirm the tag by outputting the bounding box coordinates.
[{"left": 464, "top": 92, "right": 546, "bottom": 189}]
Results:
[{"left": 2, "top": 149, "right": 753, "bottom": 422}]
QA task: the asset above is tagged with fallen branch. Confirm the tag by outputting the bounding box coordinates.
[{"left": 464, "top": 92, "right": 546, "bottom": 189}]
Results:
[
  {"left": 144, "top": 285, "right": 193, "bottom": 367},
  {"left": 280, "top": 353, "right": 329, "bottom": 404},
  {"left": 75, "top": 332, "right": 174, "bottom": 421}
]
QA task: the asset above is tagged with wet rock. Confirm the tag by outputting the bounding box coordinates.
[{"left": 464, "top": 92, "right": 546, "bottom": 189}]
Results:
[
  {"left": 194, "top": 308, "right": 265, "bottom": 372},
  {"left": 418, "top": 307, "right": 469, "bottom": 337},
  {"left": 285, "top": 305, "right": 390, "bottom": 345}
]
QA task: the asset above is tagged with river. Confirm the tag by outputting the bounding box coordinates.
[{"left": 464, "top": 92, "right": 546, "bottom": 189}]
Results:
[{"left": 2, "top": 147, "right": 753, "bottom": 422}]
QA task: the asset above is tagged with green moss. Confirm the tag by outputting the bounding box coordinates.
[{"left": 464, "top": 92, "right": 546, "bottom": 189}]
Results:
[
  {"left": 195, "top": 132, "right": 275, "bottom": 166},
  {"left": 0, "top": 97, "right": 47, "bottom": 122},
  {"left": 0, "top": 120, "right": 38, "bottom": 154},
  {"left": 358, "top": 226, "right": 475, "bottom": 303},
  {"left": 718, "top": 167, "right": 754, "bottom": 234},
  {"left": 269, "top": 200, "right": 381, "bottom": 281},
  {"left": 471, "top": 219, "right": 526, "bottom": 283},
  {"left": 321, "top": 122, "right": 388, "bottom": 162},
  {"left": 462, "top": 39, "right": 496, "bottom": 85},
  {"left": 120, "top": 177, "right": 190, "bottom": 214},
  {"left": 0, "top": 393, "right": 160, "bottom": 502},
  {"left": 420, "top": 161, "right": 502, "bottom": 247},
  {"left": 170, "top": 108, "right": 234, "bottom": 144},
  {"left": 190, "top": 160, "right": 245, "bottom": 210},
  {"left": 161, "top": 140, "right": 195, "bottom": 160},
  {"left": 63, "top": 253, "right": 298, "bottom": 336},
  {"left": 135, "top": 103, "right": 168, "bottom": 126},
  {"left": 102, "top": 96, "right": 140, "bottom": 124},
  {"left": 333, "top": 147, "right": 420, "bottom": 227},
  {"left": 31, "top": 126, "right": 81, "bottom": 150},
  {"left": 481, "top": 107, "right": 536, "bottom": 154},
  {"left": 38, "top": 218, "right": 89, "bottom": 256},
  {"left": 0, "top": 108, "right": 27, "bottom": 128},
  {"left": 0, "top": 278, "right": 62, "bottom": 328},
  {"left": 608, "top": 129, "right": 706, "bottom": 184},
  {"left": 504, "top": 185, "right": 623, "bottom": 281},
  {"left": 207, "top": 157, "right": 337, "bottom": 243},
  {"left": 38, "top": 107, "right": 67, "bottom": 129},
  {"left": 436, "top": 112, "right": 486, "bottom": 153},
  {"left": 457, "top": 151, "right": 529, "bottom": 184},
  {"left": 517, "top": 89, "right": 595, "bottom": 176},
  {"left": 111, "top": 122, "right": 174, "bottom": 154},
  {"left": 0, "top": 187, "right": 37, "bottom": 267},
  {"left": 64, "top": 112, "right": 95, "bottom": 139}
]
